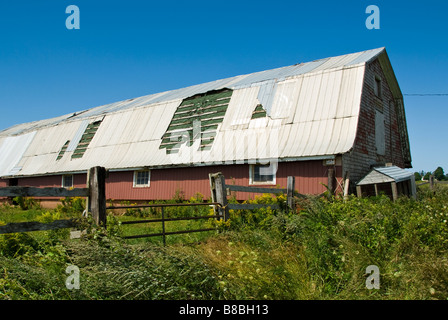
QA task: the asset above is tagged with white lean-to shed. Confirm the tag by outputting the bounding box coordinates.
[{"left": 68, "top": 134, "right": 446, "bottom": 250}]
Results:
[{"left": 356, "top": 165, "right": 417, "bottom": 200}]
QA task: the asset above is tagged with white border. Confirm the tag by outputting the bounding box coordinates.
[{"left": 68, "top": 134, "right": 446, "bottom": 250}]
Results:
[{"left": 133, "top": 170, "right": 151, "bottom": 188}]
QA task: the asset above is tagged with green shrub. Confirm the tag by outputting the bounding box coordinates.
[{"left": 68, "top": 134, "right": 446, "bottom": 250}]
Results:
[
  {"left": 1, "top": 186, "right": 448, "bottom": 300},
  {"left": 63, "top": 238, "right": 224, "bottom": 300},
  {"left": 58, "top": 197, "right": 85, "bottom": 216},
  {"left": 281, "top": 191, "right": 448, "bottom": 298},
  {"left": 0, "top": 255, "right": 69, "bottom": 299},
  {"left": 0, "top": 232, "right": 40, "bottom": 258},
  {"left": 224, "top": 193, "right": 285, "bottom": 231},
  {"left": 35, "top": 211, "right": 70, "bottom": 244},
  {"left": 13, "top": 197, "right": 41, "bottom": 211}
]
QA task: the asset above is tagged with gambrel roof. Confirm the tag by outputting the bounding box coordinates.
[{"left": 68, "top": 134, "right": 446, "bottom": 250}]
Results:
[{"left": 0, "top": 47, "right": 409, "bottom": 177}]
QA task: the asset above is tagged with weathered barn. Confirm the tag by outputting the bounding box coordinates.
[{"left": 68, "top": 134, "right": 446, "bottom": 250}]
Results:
[{"left": 0, "top": 47, "right": 412, "bottom": 205}]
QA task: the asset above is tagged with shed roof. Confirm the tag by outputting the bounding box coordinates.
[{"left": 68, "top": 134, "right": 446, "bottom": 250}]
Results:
[
  {"left": 0, "top": 47, "right": 401, "bottom": 178},
  {"left": 357, "top": 166, "right": 414, "bottom": 186}
]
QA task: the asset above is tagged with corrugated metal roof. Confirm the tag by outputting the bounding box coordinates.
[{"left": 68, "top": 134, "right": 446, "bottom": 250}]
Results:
[
  {"left": 357, "top": 166, "right": 413, "bottom": 186},
  {"left": 374, "top": 166, "right": 414, "bottom": 183},
  {"left": 0, "top": 132, "right": 36, "bottom": 176},
  {"left": 66, "top": 120, "right": 89, "bottom": 152},
  {"left": 0, "top": 47, "right": 388, "bottom": 177},
  {"left": 0, "top": 47, "right": 384, "bottom": 138}
]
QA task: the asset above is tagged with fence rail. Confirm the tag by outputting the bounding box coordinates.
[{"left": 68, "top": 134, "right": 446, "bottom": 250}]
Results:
[
  {"left": 0, "top": 186, "right": 89, "bottom": 198},
  {"left": 227, "top": 203, "right": 280, "bottom": 210},
  {"left": 123, "top": 228, "right": 217, "bottom": 240},
  {"left": 0, "top": 219, "right": 77, "bottom": 235},
  {"left": 107, "top": 202, "right": 221, "bottom": 209},
  {"left": 225, "top": 185, "right": 287, "bottom": 194},
  {"left": 417, "top": 175, "right": 439, "bottom": 189},
  {"left": 209, "top": 173, "right": 298, "bottom": 219},
  {"left": 0, "top": 168, "right": 225, "bottom": 243},
  {"left": 0, "top": 166, "right": 106, "bottom": 235},
  {"left": 0, "top": 168, "right": 309, "bottom": 242},
  {"left": 120, "top": 214, "right": 223, "bottom": 225}
]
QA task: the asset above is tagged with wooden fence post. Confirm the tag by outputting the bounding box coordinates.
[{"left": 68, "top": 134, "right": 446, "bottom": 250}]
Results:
[
  {"left": 328, "top": 167, "right": 335, "bottom": 198},
  {"left": 429, "top": 174, "right": 435, "bottom": 191},
  {"left": 209, "top": 172, "right": 229, "bottom": 221},
  {"left": 343, "top": 171, "right": 350, "bottom": 201},
  {"left": 287, "top": 176, "right": 295, "bottom": 210},
  {"left": 209, "top": 173, "right": 217, "bottom": 206},
  {"left": 87, "top": 166, "right": 107, "bottom": 227}
]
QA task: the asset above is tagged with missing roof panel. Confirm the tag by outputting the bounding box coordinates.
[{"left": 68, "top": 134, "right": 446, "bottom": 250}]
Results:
[
  {"left": 160, "top": 88, "right": 232, "bottom": 153},
  {"left": 251, "top": 104, "right": 267, "bottom": 119},
  {"left": 71, "top": 120, "right": 102, "bottom": 159},
  {"left": 56, "top": 140, "right": 70, "bottom": 161}
]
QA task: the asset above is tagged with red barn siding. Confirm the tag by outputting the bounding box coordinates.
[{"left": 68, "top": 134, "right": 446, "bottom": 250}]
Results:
[
  {"left": 13, "top": 174, "right": 87, "bottom": 206},
  {"left": 106, "top": 160, "right": 340, "bottom": 201},
  {"left": 0, "top": 179, "right": 8, "bottom": 202},
  {"left": 17, "top": 174, "right": 87, "bottom": 189},
  {"left": 1, "top": 160, "right": 341, "bottom": 205}
]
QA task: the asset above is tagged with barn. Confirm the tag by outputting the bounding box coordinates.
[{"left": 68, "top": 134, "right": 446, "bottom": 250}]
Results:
[{"left": 0, "top": 47, "right": 412, "bottom": 206}]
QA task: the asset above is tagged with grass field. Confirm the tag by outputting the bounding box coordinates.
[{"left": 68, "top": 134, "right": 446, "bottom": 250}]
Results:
[{"left": 1, "top": 184, "right": 448, "bottom": 300}]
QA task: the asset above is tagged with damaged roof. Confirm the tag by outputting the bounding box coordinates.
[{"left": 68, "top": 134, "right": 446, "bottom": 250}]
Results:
[
  {"left": 0, "top": 47, "right": 399, "bottom": 177},
  {"left": 0, "top": 47, "right": 385, "bottom": 137}
]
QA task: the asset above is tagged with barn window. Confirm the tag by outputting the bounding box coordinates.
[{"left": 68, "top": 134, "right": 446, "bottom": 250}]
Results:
[
  {"left": 249, "top": 163, "right": 277, "bottom": 185},
  {"left": 133, "top": 170, "right": 150, "bottom": 188},
  {"left": 374, "top": 76, "right": 382, "bottom": 99},
  {"left": 62, "top": 175, "right": 74, "bottom": 188},
  {"left": 375, "top": 110, "right": 386, "bottom": 155}
]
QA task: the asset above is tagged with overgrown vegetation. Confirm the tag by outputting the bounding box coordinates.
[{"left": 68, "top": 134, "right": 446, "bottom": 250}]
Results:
[
  {"left": 114, "top": 191, "right": 210, "bottom": 219},
  {"left": 1, "top": 185, "right": 448, "bottom": 300}
]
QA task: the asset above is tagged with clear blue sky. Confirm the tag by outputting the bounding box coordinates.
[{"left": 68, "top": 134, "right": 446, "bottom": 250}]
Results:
[{"left": 0, "top": 1, "right": 447, "bottom": 173}]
